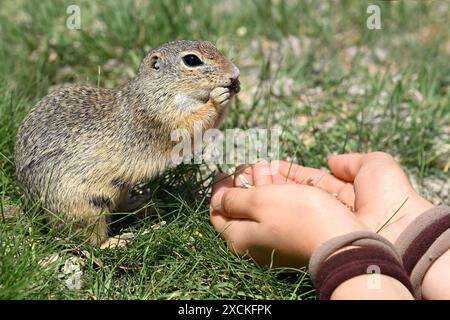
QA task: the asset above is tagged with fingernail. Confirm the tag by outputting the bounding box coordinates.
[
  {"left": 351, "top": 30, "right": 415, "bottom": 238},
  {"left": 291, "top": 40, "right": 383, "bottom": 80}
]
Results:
[
  {"left": 212, "top": 202, "right": 222, "bottom": 211},
  {"left": 209, "top": 204, "right": 222, "bottom": 216}
]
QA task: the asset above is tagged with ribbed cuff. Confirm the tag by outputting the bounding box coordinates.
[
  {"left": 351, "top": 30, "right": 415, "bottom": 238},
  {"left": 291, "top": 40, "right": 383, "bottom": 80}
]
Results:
[{"left": 394, "top": 205, "right": 450, "bottom": 298}]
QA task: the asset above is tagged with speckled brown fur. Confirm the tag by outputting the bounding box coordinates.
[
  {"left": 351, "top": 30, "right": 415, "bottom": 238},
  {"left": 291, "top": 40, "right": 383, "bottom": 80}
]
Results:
[{"left": 14, "top": 40, "right": 240, "bottom": 245}]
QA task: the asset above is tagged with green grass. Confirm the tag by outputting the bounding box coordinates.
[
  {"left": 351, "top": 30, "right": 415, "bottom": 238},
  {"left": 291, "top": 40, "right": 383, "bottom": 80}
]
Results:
[{"left": 0, "top": 0, "right": 449, "bottom": 299}]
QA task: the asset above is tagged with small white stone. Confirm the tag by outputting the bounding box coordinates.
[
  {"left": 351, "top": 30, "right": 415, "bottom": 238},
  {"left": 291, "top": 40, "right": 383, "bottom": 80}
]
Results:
[
  {"left": 61, "top": 257, "right": 84, "bottom": 290},
  {"left": 348, "top": 84, "right": 365, "bottom": 96},
  {"left": 237, "top": 26, "right": 247, "bottom": 37}
]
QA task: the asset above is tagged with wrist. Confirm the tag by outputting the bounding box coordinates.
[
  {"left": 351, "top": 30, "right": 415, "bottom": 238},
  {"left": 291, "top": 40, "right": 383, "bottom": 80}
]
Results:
[
  {"left": 407, "top": 193, "right": 434, "bottom": 216},
  {"left": 331, "top": 274, "right": 414, "bottom": 300},
  {"left": 378, "top": 193, "right": 434, "bottom": 243},
  {"left": 394, "top": 204, "right": 450, "bottom": 299},
  {"left": 421, "top": 248, "right": 450, "bottom": 299},
  {"left": 312, "top": 219, "right": 369, "bottom": 257},
  {"left": 397, "top": 191, "right": 434, "bottom": 224},
  {"left": 308, "top": 231, "right": 415, "bottom": 299}
]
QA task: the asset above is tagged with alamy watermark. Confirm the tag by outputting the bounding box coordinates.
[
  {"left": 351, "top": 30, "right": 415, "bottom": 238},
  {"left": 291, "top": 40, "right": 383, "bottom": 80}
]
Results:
[
  {"left": 66, "top": 5, "right": 81, "bottom": 30},
  {"left": 366, "top": 4, "right": 382, "bottom": 30},
  {"left": 170, "top": 121, "right": 282, "bottom": 166},
  {"left": 366, "top": 265, "right": 382, "bottom": 289}
]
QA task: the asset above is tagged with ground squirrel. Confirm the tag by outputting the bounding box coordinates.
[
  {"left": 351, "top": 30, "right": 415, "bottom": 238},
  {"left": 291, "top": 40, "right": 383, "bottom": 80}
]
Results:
[{"left": 14, "top": 40, "right": 240, "bottom": 245}]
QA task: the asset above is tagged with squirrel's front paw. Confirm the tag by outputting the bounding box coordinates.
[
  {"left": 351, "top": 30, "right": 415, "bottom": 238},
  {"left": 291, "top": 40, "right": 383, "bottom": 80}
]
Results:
[{"left": 209, "top": 87, "right": 230, "bottom": 109}]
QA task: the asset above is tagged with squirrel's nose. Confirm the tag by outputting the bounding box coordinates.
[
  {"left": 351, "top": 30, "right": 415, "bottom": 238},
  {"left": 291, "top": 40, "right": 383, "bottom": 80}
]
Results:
[
  {"left": 228, "top": 77, "right": 241, "bottom": 94},
  {"left": 227, "top": 64, "right": 240, "bottom": 93}
]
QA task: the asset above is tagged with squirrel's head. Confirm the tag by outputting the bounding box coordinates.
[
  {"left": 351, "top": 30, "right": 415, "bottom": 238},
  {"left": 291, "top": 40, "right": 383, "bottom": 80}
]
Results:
[{"left": 136, "top": 40, "right": 240, "bottom": 118}]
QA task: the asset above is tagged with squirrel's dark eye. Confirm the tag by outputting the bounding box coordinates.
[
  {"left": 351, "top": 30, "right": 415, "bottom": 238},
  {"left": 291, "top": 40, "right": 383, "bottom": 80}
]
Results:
[{"left": 182, "top": 54, "right": 203, "bottom": 67}]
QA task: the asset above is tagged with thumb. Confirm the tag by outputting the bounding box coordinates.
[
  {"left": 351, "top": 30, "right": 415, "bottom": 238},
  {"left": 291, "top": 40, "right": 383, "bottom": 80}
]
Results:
[
  {"left": 219, "top": 188, "right": 259, "bottom": 220},
  {"left": 211, "top": 173, "right": 258, "bottom": 220},
  {"left": 327, "top": 153, "right": 366, "bottom": 182}
]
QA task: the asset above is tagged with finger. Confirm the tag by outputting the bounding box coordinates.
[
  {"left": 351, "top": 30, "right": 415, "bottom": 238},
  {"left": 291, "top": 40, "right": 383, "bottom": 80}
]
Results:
[
  {"left": 212, "top": 174, "right": 259, "bottom": 221},
  {"left": 210, "top": 211, "right": 252, "bottom": 246},
  {"left": 210, "top": 210, "right": 231, "bottom": 234},
  {"left": 327, "top": 152, "right": 400, "bottom": 183},
  {"left": 252, "top": 158, "right": 273, "bottom": 186},
  {"left": 269, "top": 161, "right": 295, "bottom": 184},
  {"left": 274, "top": 160, "right": 348, "bottom": 194},
  {"left": 327, "top": 153, "right": 366, "bottom": 182},
  {"left": 335, "top": 182, "right": 356, "bottom": 209},
  {"left": 211, "top": 172, "right": 234, "bottom": 211},
  {"left": 220, "top": 188, "right": 260, "bottom": 220},
  {"left": 272, "top": 172, "right": 293, "bottom": 184},
  {"left": 270, "top": 160, "right": 300, "bottom": 182},
  {"left": 211, "top": 173, "right": 258, "bottom": 222},
  {"left": 234, "top": 164, "right": 254, "bottom": 187},
  {"left": 272, "top": 160, "right": 312, "bottom": 184}
]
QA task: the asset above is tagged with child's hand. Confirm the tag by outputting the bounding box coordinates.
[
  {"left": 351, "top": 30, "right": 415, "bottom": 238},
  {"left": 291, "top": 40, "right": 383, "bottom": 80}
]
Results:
[
  {"left": 275, "top": 152, "right": 434, "bottom": 243},
  {"left": 210, "top": 160, "right": 368, "bottom": 268},
  {"left": 326, "top": 152, "right": 433, "bottom": 242}
]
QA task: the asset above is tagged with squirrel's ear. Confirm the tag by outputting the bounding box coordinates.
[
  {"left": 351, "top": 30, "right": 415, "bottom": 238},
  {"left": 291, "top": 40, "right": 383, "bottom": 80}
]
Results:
[{"left": 149, "top": 54, "right": 160, "bottom": 70}]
